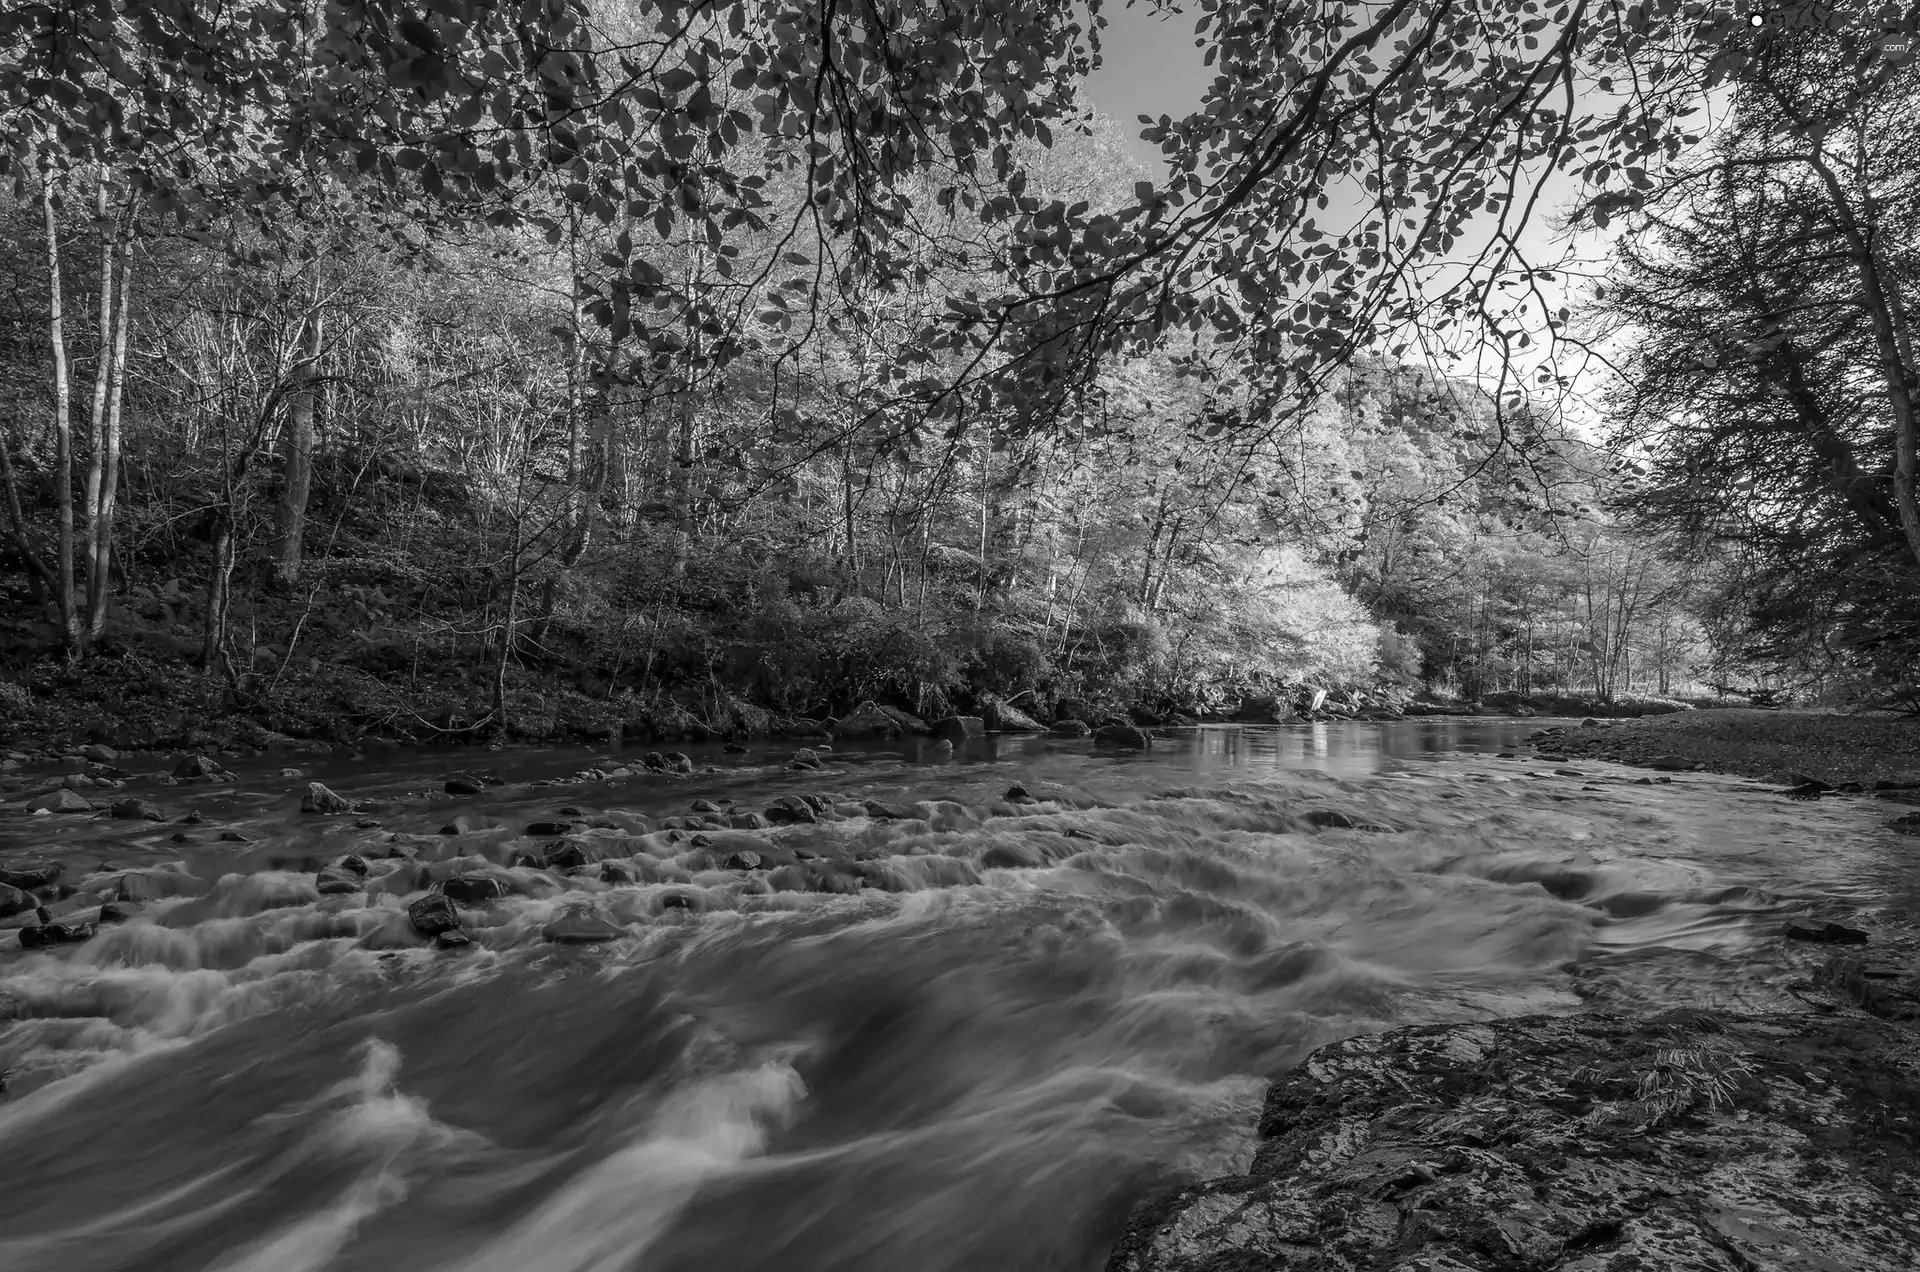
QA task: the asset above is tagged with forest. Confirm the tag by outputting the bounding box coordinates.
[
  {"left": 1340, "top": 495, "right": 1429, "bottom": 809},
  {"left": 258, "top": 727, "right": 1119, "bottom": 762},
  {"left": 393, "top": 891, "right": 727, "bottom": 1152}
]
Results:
[{"left": 1, "top": 0, "right": 1917, "bottom": 744}]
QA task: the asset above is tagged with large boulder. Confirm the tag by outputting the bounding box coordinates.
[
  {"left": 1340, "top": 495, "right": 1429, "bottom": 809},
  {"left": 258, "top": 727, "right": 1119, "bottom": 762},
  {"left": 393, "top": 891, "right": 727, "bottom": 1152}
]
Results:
[
  {"left": 1092, "top": 724, "right": 1152, "bottom": 749},
  {"left": 1104, "top": 1010, "right": 1920, "bottom": 1272},
  {"left": 1232, "top": 694, "right": 1292, "bottom": 723},
  {"left": 980, "top": 695, "right": 1048, "bottom": 732},
  {"left": 931, "top": 715, "right": 986, "bottom": 742},
  {"left": 830, "top": 702, "right": 904, "bottom": 738}
]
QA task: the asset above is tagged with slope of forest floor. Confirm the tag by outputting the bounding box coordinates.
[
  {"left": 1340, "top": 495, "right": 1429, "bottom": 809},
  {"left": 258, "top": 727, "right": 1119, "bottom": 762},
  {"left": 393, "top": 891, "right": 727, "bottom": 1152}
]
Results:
[{"left": 1534, "top": 709, "right": 1920, "bottom": 788}]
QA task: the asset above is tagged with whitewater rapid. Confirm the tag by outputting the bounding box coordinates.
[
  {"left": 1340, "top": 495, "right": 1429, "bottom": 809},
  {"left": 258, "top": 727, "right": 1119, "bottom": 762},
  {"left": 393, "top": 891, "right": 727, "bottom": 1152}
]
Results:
[{"left": 0, "top": 727, "right": 1910, "bottom": 1272}]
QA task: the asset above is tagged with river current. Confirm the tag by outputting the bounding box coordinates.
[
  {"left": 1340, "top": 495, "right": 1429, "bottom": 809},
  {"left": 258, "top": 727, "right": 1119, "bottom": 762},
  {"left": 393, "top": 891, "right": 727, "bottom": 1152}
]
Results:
[{"left": 0, "top": 720, "right": 1912, "bottom": 1272}]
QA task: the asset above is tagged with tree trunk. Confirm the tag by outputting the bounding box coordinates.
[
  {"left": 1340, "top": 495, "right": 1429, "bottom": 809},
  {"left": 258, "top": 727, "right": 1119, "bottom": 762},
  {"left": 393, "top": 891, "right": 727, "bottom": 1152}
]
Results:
[
  {"left": 86, "top": 203, "right": 135, "bottom": 640},
  {"left": 273, "top": 305, "right": 325, "bottom": 588},
  {"left": 201, "top": 513, "right": 234, "bottom": 674},
  {"left": 43, "top": 174, "right": 78, "bottom": 651}
]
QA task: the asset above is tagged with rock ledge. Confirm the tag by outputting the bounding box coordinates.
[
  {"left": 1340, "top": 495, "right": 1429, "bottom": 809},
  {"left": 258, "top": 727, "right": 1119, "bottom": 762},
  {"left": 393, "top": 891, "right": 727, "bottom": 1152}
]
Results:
[{"left": 1106, "top": 1009, "right": 1920, "bottom": 1272}]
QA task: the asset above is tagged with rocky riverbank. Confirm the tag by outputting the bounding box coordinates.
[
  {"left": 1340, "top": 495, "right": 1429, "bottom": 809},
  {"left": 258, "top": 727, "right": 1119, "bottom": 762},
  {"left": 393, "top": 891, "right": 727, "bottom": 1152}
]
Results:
[{"left": 1107, "top": 982, "right": 1920, "bottom": 1271}]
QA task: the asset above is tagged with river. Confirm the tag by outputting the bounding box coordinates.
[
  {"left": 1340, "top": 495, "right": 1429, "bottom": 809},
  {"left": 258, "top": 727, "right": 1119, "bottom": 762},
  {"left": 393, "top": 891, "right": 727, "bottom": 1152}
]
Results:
[{"left": 0, "top": 719, "right": 1911, "bottom": 1272}]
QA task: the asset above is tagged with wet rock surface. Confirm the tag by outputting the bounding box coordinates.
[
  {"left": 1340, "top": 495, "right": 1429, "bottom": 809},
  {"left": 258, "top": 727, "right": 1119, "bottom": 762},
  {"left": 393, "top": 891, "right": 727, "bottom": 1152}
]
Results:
[{"left": 1107, "top": 1008, "right": 1920, "bottom": 1272}]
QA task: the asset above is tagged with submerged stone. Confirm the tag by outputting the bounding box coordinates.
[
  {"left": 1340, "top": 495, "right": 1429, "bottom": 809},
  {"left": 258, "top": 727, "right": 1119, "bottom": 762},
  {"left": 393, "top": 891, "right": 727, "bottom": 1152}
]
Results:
[
  {"left": 440, "top": 875, "right": 507, "bottom": 905},
  {"left": 1785, "top": 920, "right": 1869, "bottom": 944},
  {"left": 109, "top": 798, "right": 166, "bottom": 822},
  {"left": 542, "top": 906, "right": 625, "bottom": 944}
]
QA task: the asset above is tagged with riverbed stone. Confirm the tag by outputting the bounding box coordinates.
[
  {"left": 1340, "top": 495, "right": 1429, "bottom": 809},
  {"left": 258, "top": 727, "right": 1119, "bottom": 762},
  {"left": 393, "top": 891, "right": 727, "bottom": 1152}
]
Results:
[
  {"left": 440, "top": 875, "right": 507, "bottom": 904},
  {"left": 931, "top": 715, "right": 985, "bottom": 742},
  {"left": 663, "top": 752, "right": 694, "bottom": 774},
  {"left": 407, "top": 892, "right": 461, "bottom": 938},
  {"left": 0, "top": 861, "right": 62, "bottom": 890},
  {"left": 97, "top": 900, "right": 141, "bottom": 924},
  {"left": 542, "top": 905, "right": 625, "bottom": 944},
  {"left": 728, "top": 811, "right": 770, "bottom": 830},
  {"left": 109, "top": 797, "right": 166, "bottom": 821},
  {"left": 27, "top": 788, "right": 93, "bottom": 813},
  {"left": 1784, "top": 919, "right": 1869, "bottom": 944},
  {"left": 791, "top": 748, "right": 824, "bottom": 769},
  {"left": 0, "top": 883, "right": 32, "bottom": 917},
  {"left": 445, "top": 777, "right": 485, "bottom": 796},
  {"left": 1050, "top": 719, "right": 1093, "bottom": 737},
  {"left": 832, "top": 702, "right": 905, "bottom": 737},
  {"left": 1104, "top": 1009, "right": 1920, "bottom": 1272},
  {"left": 980, "top": 695, "right": 1048, "bottom": 732},
  {"left": 18, "top": 920, "right": 94, "bottom": 949},
  {"left": 1093, "top": 724, "right": 1152, "bottom": 749},
  {"left": 300, "top": 782, "right": 353, "bottom": 815},
  {"left": 765, "top": 796, "right": 818, "bottom": 825}
]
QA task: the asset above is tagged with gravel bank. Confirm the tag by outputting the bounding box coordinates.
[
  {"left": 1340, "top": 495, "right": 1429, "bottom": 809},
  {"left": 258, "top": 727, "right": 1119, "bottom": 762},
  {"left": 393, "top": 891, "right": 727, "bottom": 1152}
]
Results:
[{"left": 1532, "top": 708, "right": 1920, "bottom": 788}]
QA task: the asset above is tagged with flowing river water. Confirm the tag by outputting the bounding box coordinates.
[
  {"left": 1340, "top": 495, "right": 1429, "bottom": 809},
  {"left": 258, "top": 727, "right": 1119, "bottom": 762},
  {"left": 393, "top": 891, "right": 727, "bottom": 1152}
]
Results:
[{"left": 1, "top": 720, "right": 1914, "bottom": 1272}]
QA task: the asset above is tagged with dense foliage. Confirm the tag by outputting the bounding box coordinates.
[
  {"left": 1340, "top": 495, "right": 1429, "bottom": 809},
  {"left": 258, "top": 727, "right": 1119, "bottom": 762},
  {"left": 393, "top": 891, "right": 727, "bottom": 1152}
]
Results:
[{"left": 3, "top": 0, "right": 1915, "bottom": 734}]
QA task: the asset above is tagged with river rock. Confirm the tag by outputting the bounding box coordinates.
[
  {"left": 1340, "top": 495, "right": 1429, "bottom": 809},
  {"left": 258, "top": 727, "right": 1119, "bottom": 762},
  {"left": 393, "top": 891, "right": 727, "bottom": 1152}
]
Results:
[
  {"left": 1646, "top": 753, "right": 1693, "bottom": 770},
  {"left": 0, "top": 861, "right": 63, "bottom": 891},
  {"left": 1105, "top": 1010, "right": 1920, "bottom": 1272},
  {"left": 27, "top": 789, "right": 93, "bottom": 813},
  {"left": 542, "top": 906, "right": 625, "bottom": 944},
  {"left": 728, "top": 811, "right": 770, "bottom": 830},
  {"left": 80, "top": 743, "right": 118, "bottom": 762},
  {"left": 980, "top": 695, "right": 1048, "bottom": 732},
  {"left": 0, "top": 883, "right": 33, "bottom": 917},
  {"left": 172, "top": 754, "right": 235, "bottom": 783},
  {"left": 765, "top": 796, "right": 818, "bottom": 825},
  {"left": 1092, "top": 724, "right": 1152, "bottom": 749},
  {"left": 445, "top": 777, "right": 485, "bottom": 796},
  {"left": 1050, "top": 719, "right": 1093, "bottom": 737},
  {"left": 300, "top": 782, "right": 353, "bottom": 815},
  {"left": 440, "top": 875, "right": 507, "bottom": 905},
  {"left": 439, "top": 814, "right": 500, "bottom": 836},
  {"left": 109, "top": 797, "right": 166, "bottom": 822},
  {"left": 690, "top": 799, "right": 723, "bottom": 813},
  {"left": 931, "top": 715, "right": 985, "bottom": 742},
  {"left": 663, "top": 752, "right": 694, "bottom": 774},
  {"left": 19, "top": 920, "right": 94, "bottom": 948},
  {"left": 407, "top": 892, "right": 461, "bottom": 938},
  {"left": 863, "top": 800, "right": 926, "bottom": 820},
  {"left": 833, "top": 702, "right": 905, "bottom": 738},
  {"left": 791, "top": 748, "right": 824, "bottom": 770},
  {"left": 525, "top": 820, "right": 572, "bottom": 836},
  {"left": 435, "top": 930, "right": 473, "bottom": 951},
  {"left": 97, "top": 899, "right": 141, "bottom": 924},
  {"left": 542, "top": 840, "right": 601, "bottom": 870},
  {"left": 1785, "top": 919, "right": 1869, "bottom": 944},
  {"left": 314, "top": 863, "right": 364, "bottom": 895}
]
